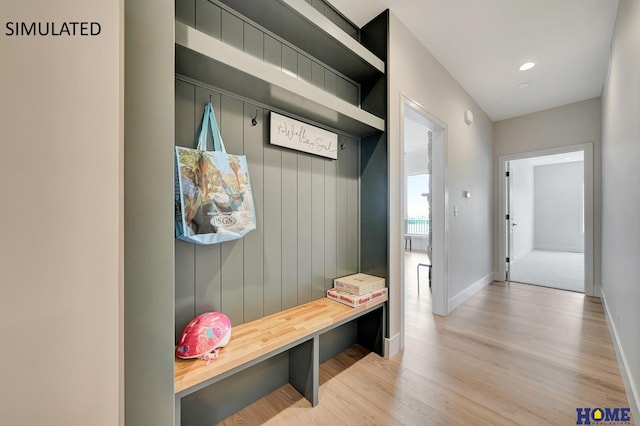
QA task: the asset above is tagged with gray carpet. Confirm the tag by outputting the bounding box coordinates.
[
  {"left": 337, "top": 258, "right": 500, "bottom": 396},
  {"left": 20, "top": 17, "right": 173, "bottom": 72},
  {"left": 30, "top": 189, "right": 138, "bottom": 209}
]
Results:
[{"left": 510, "top": 250, "right": 584, "bottom": 293}]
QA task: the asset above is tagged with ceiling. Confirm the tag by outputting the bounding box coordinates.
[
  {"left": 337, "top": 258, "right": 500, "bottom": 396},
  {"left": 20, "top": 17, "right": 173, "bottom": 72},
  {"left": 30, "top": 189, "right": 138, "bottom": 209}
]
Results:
[{"left": 327, "top": 0, "right": 619, "bottom": 121}]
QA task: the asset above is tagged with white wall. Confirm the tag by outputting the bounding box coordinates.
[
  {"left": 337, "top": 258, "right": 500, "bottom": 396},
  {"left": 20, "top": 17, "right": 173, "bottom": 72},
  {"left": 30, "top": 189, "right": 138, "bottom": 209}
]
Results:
[
  {"left": 534, "top": 162, "right": 584, "bottom": 252},
  {"left": 494, "top": 98, "right": 602, "bottom": 285},
  {"left": 509, "top": 159, "right": 535, "bottom": 260},
  {"left": 0, "top": 1, "right": 122, "bottom": 425},
  {"left": 389, "top": 13, "right": 494, "bottom": 348},
  {"left": 601, "top": 0, "right": 640, "bottom": 418}
]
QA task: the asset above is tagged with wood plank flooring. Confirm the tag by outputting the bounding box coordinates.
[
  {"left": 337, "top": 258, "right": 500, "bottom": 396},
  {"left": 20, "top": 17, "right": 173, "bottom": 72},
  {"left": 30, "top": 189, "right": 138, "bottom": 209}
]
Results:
[{"left": 218, "top": 251, "right": 633, "bottom": 425}]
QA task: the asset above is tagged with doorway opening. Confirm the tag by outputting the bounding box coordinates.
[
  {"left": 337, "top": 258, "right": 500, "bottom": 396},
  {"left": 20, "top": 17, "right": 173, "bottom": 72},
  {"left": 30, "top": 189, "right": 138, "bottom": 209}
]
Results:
[
  {"left": 499, "top": 144, "right": 594, "bottom": 295},
  {"left": 400, "top": 96, "right": 448, "bottom": 355}
]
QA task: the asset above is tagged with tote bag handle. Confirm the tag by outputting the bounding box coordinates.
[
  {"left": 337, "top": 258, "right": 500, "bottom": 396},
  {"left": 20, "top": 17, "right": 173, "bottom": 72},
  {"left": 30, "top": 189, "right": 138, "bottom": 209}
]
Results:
[{"left": 196, "top": 103, "right": 227, "bottom": 153}]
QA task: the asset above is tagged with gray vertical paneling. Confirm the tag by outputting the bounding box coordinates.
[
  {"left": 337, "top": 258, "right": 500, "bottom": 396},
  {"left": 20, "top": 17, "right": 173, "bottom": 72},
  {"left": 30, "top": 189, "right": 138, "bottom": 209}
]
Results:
[
  {"left": 175, "top": 79, "right": 196, "bottom": 340},
  {"left": 220, "top": 95, "right": 245, "bottom": 325},
  {"left": 311, "top": 158, "right": 325, "bottom": 300},
  {"left": 336, "top": 136, "right": 349, "bottom": 277},
  {"left": 336, "top": 76, "right": 348, "bottom": 102},
  {"left": 281, "top": 151, "right": 298, "bottom": 309},
  {"left": 324, "top": 70, "right": 337, "bottom": 97},
  {"left": 221, "top": 9, "right": 243, "bottom": 50},
  {"left": 298, "top": 55, "right": 312, "bottom": 83},
  {"left": 243, "top": 102, "right": 264, "bottom": 322},
  {"left": 311, "top": 0, "right": 325, "bottom": 14},
  {"left": 194, "top": 88, "right": 222, "bottom": 315},
  {"left": 324, "top": 158, "right": 337, "bottom": 290},
  {"left": 263, "top": 113, "right": 283, "bottom": 315},
  {"left": 243, "top": 23, "right": 264, "bottom": 59},
  {"left": 346, "top": 137, "right": 359, "bottom": 273},
  {"left": 177, "top": 0, "right": 195, "bottom": 26},
  {"left": 175, "top": 79, "right": 360, "bottom": 327},
  {"left": 297, "top": 154, "right": 313, "bottom": 304},
  {"left": 311, "top": 61, "right": 324, "bottom": 89},
  {"left": 282, "top": 45, "right": 297, "bottom": 77},
  {"left": 346, "top": 81, "right": 359, "bottom": 106},
  {"left": 195, "top": 0, "right": 221, "bottom": 40},
  {"left": 264, "top": 35, "right": 282, "bottom": 69}
]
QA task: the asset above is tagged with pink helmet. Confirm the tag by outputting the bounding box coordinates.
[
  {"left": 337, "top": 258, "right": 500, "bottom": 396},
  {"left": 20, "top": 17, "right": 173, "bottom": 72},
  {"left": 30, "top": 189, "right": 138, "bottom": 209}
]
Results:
[{"left": 176, "top": 312, "right": 232, "bottom": 363}]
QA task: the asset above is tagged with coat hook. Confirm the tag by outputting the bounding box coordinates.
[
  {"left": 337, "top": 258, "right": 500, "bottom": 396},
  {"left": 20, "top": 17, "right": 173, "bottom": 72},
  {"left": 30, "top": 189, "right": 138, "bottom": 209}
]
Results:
[
  {"left": 340, "top": 142, "right": 346, "bottom": 150},
  {"left": 209, "top": 94, "right": 212, "bottom": 103},
  {"left": 251, "top": 110, "right": 258, "bottom": 126}
]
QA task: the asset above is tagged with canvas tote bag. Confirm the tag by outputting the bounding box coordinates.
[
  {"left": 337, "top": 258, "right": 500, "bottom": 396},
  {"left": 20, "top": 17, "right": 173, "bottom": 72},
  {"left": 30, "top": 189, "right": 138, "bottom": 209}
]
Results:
[{"left": 175, "top": 103, "right": 256, "bottom": 244}]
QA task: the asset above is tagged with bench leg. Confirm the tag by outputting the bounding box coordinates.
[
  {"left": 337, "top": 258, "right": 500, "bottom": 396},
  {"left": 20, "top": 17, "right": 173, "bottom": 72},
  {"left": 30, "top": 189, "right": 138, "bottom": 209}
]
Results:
[{"left": 289, "top": 336, "right": 319, "bottom": 406}]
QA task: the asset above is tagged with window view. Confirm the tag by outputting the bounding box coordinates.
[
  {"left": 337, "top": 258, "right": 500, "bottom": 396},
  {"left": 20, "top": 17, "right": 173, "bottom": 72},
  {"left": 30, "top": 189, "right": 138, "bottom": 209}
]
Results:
[{"left": 406, "top": 173, "right": 429, "bottom": 236}]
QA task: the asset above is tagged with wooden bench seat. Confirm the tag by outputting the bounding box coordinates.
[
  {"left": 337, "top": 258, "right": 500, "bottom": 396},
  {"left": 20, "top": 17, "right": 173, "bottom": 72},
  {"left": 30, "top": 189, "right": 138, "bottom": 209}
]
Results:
[{"left": 174, "top": 295, "right": 387, "bottom": 426}]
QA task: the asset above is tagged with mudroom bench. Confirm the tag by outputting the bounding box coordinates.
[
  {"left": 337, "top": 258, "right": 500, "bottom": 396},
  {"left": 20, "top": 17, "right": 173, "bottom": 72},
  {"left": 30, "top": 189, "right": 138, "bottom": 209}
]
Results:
[{"left": 174, "top": 296, "right": 387, "bottom": 426}]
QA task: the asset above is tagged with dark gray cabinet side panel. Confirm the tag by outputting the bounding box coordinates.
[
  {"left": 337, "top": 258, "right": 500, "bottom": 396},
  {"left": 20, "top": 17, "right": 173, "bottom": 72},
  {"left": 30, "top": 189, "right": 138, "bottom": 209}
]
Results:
[
  {"left": 220, "top": 95, "right": 245, "bottom": 325},
  {"left": 346, "top": 137, "right": 359, "bottom": 273},
  {"left": 264, "top": 34, "right": 282, "bottom": 69},
  {"left": 311, "top": 158, "right": 326, "bottom": 300},
  {"left": 282, "top": 45, "right": 297, "bottom": 77},
  {"left": 324, "top": 159, "right": 337, "bottom": 290},
  {"left": 360, "top": 133, "right": 388, "bottom": 280},
  {"left": 281, "top": 151, "right": 299, "bottom": 309},
  {"left": 243, "top": 23, "right": 264, "bottom": 60},
  {"left": 336, "top": 135, "right": 348, "bottom": 278},
  {"left": 263, "top": 123, "right": 283, "bottom": 315},
  {"left": 195, "top": 0, "right": 221, "bottom": 40},
  {"left": 221, "top": 9, "right": 243, "bottom": 50},
  {"left": 243, "top": 103, "right": 265, "bottom": 322},
  {"left": 298, "top": 55, "right": 312, "bottom": 84},
  {"left": 297, "top": 154, "right": 313, "bottom": 304}
]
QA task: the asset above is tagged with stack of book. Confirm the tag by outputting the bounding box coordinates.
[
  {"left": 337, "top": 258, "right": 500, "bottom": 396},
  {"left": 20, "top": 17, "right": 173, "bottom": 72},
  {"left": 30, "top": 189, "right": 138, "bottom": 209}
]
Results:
[{"left": 327, "top": 273, "right": 387, "bottom": 307}]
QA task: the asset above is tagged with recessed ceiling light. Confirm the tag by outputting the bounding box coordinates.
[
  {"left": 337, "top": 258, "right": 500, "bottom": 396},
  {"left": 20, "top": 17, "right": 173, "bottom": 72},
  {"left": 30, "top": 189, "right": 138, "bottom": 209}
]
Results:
[
  {"left": 519, "top": 62, "right": 536, "bottom": 71},
  {"left": 517, "top": 82, "right": 529, "bottom": 89}
]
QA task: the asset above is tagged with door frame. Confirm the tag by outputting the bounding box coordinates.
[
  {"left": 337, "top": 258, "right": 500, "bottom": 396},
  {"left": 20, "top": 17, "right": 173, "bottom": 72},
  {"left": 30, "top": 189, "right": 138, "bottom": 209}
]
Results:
[
  {"left": 498, "top": 142, "right": 595, "bottom": 296},
  {"left": 399, "top": 95, "right": 449, "bottom": 329}
]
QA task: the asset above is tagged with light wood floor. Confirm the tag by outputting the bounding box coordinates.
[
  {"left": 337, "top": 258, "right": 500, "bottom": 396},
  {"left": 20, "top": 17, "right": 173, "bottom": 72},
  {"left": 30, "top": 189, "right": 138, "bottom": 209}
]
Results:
[{"left": 219, "top": 251, "right": 633, "bottom": 425}]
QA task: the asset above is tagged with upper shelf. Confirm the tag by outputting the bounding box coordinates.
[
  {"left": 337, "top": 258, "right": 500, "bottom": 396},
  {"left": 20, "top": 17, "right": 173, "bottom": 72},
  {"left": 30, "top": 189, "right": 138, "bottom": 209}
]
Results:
[
  {"left": 175, "top": 21, "right": 385, "bottom": 137},
  {"left": 216, "top": 0, "right": 385, "bottom": 82}
]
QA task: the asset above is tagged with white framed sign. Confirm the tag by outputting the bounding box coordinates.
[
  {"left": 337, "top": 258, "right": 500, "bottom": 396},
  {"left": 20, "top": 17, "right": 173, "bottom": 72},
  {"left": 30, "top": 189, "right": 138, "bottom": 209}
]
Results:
[{"left": 269, "top": 112, "right": 338, "bottom": 160}]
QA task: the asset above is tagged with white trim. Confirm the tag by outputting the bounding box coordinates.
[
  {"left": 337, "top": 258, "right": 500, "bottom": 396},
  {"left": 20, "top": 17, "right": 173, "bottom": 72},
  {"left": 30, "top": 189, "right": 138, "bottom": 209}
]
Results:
[
  {"left": 384, "top": 333, "right": 401, "bottom": 359},
  {"left": 498, "top": 143, "right": 595, "bottom": 296},
  {"left": 448, "top": 272, "right": 494, "bottom": 312},
  {"left": 533, "top": 244, "right": 585, "bottom": 253},
  {"left": 601, "top": 288, "right": 640, "bottom": 422}
]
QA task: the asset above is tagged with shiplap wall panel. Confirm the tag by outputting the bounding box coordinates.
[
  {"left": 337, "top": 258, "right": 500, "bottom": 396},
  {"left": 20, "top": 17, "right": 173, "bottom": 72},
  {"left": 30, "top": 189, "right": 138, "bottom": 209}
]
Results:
[
  {"left": 263, "top": 115, "right": 283, "bottom": 315},
  {"left": 311, "top": 61, "right": 325, "bottom": 89},
  {"left": 175, "top": 80, "right": 197, "bottom": 340},
  {"left": 324, "top": 70, "right": 337, "bottom": 97},
  {"left": 264, "top": 34, "right": 281, "bottom": 69},
  {"left": 281, "top": 151, "right": 299, "bottom": 310},
  {"left": 346, "top": 136, "right": 359, "bottom": 272},
  {"left": 298, "top": 55, "right": 312, "bottom": 84},
  {"left": 221, "top": 9, "right": 243, "bottom": 50},
  {"left": 242, "top": 103, "right": 265, "bottom": 322},
  {"left": 297, "top": 155, "right": 313, "bottom": 305},
  {"left": 174, "top": 79, "right": 359, "bottom": 337},
  {"left": 243, "top": 23, "right": 263, "bottom": 59},
  {"left": 282, "top": 45, "right": 297, "bottom": 77},
  {"left": 194, "top": 89, "right": 223, "bottom": 317},
  {"left": 336, "top": 135, "right": 348, "bottom": 278},
  {"left": 195, "top": 0, "right": 221, "bottom": 39},
  {"left": 311, "top": 158, "right": 326, "bottom": 300},
  {"left": 324, "top": 159, "right": 337, "bottom": 290}
]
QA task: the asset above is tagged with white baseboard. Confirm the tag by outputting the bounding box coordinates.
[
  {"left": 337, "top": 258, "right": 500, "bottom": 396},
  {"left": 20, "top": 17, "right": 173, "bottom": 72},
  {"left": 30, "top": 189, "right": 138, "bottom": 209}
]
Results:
[
  {"left": 448, "top": 272, "right": 494, "bottom": 313},
  {"left": 601, "top": 288, "right": 639, "bottom": 422},
  {"left": 535, "top": 244, "right": 584, "bottom": 253},
  {"left": 385, "top": 333, "right": 401, "bottom": 359}
]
